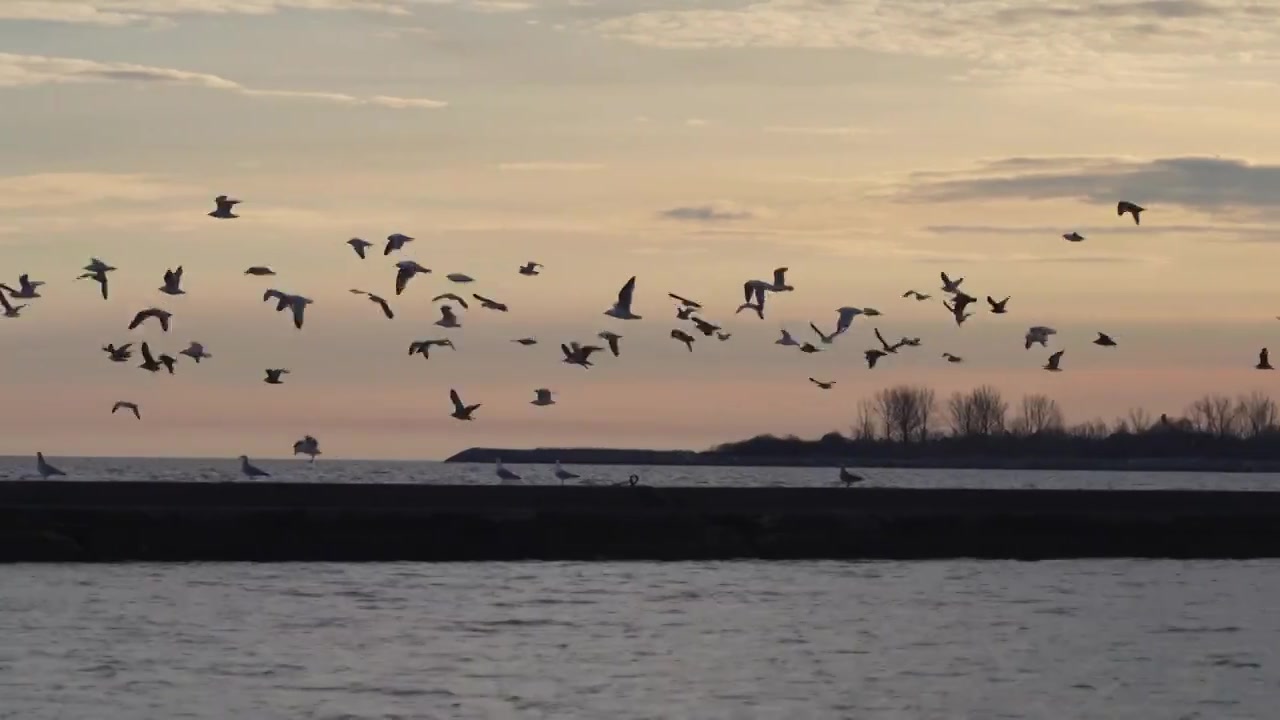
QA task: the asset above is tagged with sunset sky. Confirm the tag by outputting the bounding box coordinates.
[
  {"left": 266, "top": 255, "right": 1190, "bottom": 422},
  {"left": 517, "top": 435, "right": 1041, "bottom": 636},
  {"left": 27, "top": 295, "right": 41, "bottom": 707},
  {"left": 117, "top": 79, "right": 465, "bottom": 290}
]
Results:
[{"left": 4, "top": 0, "right": 1280, "bottom": 459}]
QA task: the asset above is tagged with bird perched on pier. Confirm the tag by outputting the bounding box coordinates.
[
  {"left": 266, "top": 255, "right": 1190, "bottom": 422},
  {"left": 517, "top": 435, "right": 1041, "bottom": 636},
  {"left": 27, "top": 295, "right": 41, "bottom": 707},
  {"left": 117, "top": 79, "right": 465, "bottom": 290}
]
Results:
[
  {"left": 553, "top": 461, "right": 580, "bottom": 484},
  {"left": 36, "top": 452, "right": 65, "bottom": 479},
  {"left": 838, "top": 467, "right": 864, "bottom": 486},
  {"left": 239, "top": 455, "right": 269, "bottom": 478},
  {"left": 293, "top": 435, "right": 321, "bottom": 462},
  {"left": 494, "top": 460, "right": 521, "bottom": 483}
]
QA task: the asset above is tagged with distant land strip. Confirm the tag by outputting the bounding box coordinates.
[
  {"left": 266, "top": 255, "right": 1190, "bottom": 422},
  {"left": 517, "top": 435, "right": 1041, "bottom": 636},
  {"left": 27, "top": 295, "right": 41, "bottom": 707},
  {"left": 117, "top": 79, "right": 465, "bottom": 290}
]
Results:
[{"left": 444, "top": 448, "right": 1280, "bottom": 473}]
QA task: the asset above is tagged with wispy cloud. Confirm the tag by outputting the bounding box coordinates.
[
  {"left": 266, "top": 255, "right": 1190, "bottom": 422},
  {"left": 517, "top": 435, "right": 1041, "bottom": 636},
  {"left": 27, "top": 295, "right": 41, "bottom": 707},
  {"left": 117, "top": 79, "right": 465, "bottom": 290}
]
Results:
[
  {"left": 0, "top": 53, "right": 447, "bottom": 108},
  {"left": 0, "top": 0, "right": 540, "bottom": 26},
  {"left": 496, "top": 162, "right": 604, "bottom": 171},
  {"left": 0, "top": 172, "right": 196, "bottom": 210},
  {"left": 904, "top": 156, "right": 1280, "bottom": 215},
  {"left": 658, "top": 202, "right": 755, "bottom": 222},
  {"left": 924, "top": 223, "right": 1280, "bottom": 240},
  {"left": 762, "top": 125, "right": 869, "bottom": 137},
  {"left": 586, "top": 0, "right": 1280, "bottom": 87}
]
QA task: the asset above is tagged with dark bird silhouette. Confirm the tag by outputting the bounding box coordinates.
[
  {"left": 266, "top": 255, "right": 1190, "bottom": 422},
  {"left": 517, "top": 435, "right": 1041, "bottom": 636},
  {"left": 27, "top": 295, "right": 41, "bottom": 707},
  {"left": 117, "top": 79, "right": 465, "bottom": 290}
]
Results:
[
  {"left": 942, "top": 352, "right": 963, "bottom": 363},
  {"left": 874, "top": 328, "right": 897, "bottom": 354},
  {"left": 408, "top": 338, "right": 454, "bottom": 359},
  {"left": 671, "top": 329, "right": 695, "bottom": 351},
  {"left": 799, "top": 342, "right": 822, "bottom": 354},
  {"left": 264, "top": 368, "right": 289, "bottom": 384},
  {"left": 102, "top": 343, "right": 132, "bottom": 362},
  {"left": 839, "top": 467, "right": 864, "bottom": 486},
  {"left": 138, "top": 342, "right": 175, "bottom": 374},
  {"left": 347, "top": 238, "right": 373, "bottom": 258},
  {"left": 449, "top": 389, "right": 480, "bottom": 420},
  {"left": 865, "top": 348, "right": 887, "bottom": 368},
  {"left": 1258, "top": 348, "right": 1273, "bottom": 370},
  {"left": 129, "top": 308, "right": 172, "bottom": 332},
  {"left": 1094, "top": 332, "right": 1117, "bottom": 347},
  {"left": 209, "top": 195, "right": 240, "bottom": 219},
  {"left": 562, "top": 341, "right": 603, "bottom": 368},
  {"left": 384, "top": 233, "right": 414, "bottom": 255},
  {"left": 473, "top": 294, "right": 508, "bottom": 312},
  {"left": 669, "top": 292, "right": 702, "bottom": 309},
  {"left": 809, "top": 378, "right": 835, "bottom": 389},
  {"left": 597, "top": 331, "right": 622, "bottom": 357},
  {"left": 432, "top": 292, "right": 469, "bottom": 309},
  {"left": 1044, "top": 350, "right": 1065, "bottom": 372},
  {"left": 77, "top": 269, "right": 109, "bottom": 299},
  {"left": 902, "top": 290, "right": 931, "bottom": 301},
  {"left": 1117, "top": 200, "right": 1144, "bottom": 225},
  {"left": 518, "top": 261, "right": 542, "bottom": 276},
  {"left": 159, "top": 266, "right": 185, "bottom": 295},
  {"left": 690, "top": 316, "right": 719, "bottom": 336},
  {"left": 1063, "top": 232, "right": 1084, "bottom": 242},
  {"left": 1, "top": 273, "right": 43, "bottom": 299},
  {"left": 350, "top": 289, "right": 394, "bottom": 319},
  {"left": 987, "top": 296, "right": 1009, "bottom": 314}
]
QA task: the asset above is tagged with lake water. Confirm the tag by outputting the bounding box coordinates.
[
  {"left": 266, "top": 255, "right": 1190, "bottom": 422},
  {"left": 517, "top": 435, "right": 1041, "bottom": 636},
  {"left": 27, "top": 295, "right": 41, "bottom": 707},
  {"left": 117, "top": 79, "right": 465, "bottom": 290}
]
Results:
[
  {"left": 2, "top": 456, "right": 1280, "bottom": 491},
  {"left": 1, "top": 560, "right": 1278, "bottom": 719}
]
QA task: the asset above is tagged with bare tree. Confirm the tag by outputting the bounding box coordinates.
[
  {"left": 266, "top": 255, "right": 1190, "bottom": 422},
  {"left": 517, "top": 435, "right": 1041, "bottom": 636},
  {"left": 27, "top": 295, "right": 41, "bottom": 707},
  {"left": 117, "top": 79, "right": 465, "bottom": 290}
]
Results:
[
  {"left": 1186, "top": 394, "right": 1239, "bottom": 438},
  {"left": 1069, "top": 418, "right": 1110, "bottom": 440},
  {"left": 1126, "top": 407, "right": 1152, "bottom": 434},
  {"left": 947, "top": 385, "right": 1008, "bottom": 437},
  {"left": 875, "top": 385, "right": 935, "bottom": 443},
  {"left": 851, "top": 399, "right": 878, "bottom": 440},
  {"left": 1235, "top": 391, "right": 1277, "bottom": 438},
  {"left": 1011, "top": 394, "right": 1065, "bottom": 436}
]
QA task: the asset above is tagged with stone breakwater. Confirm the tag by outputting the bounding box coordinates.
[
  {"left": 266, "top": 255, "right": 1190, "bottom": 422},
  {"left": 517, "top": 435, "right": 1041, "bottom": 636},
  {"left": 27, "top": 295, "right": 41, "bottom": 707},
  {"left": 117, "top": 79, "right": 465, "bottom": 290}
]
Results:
[{"left": 3, "top": 481, "right": 1280, "bottom": 562}]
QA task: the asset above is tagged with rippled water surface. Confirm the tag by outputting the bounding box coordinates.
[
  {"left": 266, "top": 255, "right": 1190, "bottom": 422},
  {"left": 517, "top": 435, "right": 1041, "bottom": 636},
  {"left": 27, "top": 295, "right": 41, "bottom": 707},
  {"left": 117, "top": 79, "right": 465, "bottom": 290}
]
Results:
[
  {"left": 2, "top": 456, "right": 1280, "bottom": 490},
  {"left": 2, "top": 561, "right": 1279, "bottom": 719}
]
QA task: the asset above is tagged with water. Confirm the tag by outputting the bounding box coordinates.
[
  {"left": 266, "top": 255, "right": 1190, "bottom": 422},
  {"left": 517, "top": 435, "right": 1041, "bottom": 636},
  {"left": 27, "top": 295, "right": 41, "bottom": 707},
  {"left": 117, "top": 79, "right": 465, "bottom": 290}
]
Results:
[
  {"left": 2, "top": 456, "right": 1280, "bottom": 491},
  {"left": 2, "top": 560, "right": 1278, "bottom": 719}
]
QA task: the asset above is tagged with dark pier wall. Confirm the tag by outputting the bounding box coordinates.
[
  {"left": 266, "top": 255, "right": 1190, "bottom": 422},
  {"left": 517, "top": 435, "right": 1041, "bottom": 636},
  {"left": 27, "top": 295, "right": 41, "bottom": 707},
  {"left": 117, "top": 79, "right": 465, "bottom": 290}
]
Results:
[{"left": 4, "top": 481, "right": 1280, "bottom": 562}]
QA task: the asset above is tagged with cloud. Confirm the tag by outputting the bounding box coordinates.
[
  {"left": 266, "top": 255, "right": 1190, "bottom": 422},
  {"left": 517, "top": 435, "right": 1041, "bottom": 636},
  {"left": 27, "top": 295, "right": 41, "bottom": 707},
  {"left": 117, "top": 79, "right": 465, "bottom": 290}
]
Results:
[
  {"left": 904, "top": 156, "right": 1280, "bottom": 215},
  {"left": 586, "top": 0, "right": 1280, "bottom": 87},
  {"left": 658, "top": 202, "right": 755, "bottom": 222},
  {"left": 0, "top": 172, "right": 196, "bottom": 210},
  {"left": 496, "top": 162, "right": 604, "bottom": 171},
  {"left": 0, "top": 53, "right": 447, "bottom": 108},
  {"left": 684, "top": 118, "right": 709, "bottom": 127},
  {"left": 762, "top": 125, "right": 869, "bottom": 137},
  {"left": 1007, "top": 254, "right": 1151, "bottom": 265},
  {"left": 923, "top": 223, "right": 1280, "bottom": 241},
  {"left": 0, "top": 0, "right": 536, "bottom": 26}
]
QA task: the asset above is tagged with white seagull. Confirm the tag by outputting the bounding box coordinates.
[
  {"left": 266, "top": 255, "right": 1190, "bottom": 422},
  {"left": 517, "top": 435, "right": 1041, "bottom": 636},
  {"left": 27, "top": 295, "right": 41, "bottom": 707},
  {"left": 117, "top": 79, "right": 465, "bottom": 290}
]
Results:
[
  {"left": 384, "top": 233, "right": 414, "bottom": 255},
  {"left": 1024, "top": 326, "right": 1057, "bottom": 349},
  {"left": 293, "top": 435, "right": 322, "bottom": 462},
  {"left": 605, "top": 276, "right": 642, "bottom": 320},
  {"left": 834, "top": 307, "right": 865, "bottom": 335},
  {"left": 179, "top": 341, "right": 211, "bottom": 363},
  {"left": 209, "top": 195, "right": 240, "bottom": 219},
  {"left": 239, "top": 455, "right": 270, "bottom": 478},
  {"left": 36, "top": 452, "right": 65, "bottom": 479},
  {"left": 111, "top": 401, "right": 141, "bottom": 419},
  {"left": 531, "top": 388, "right": 556, "bottom": 407}
]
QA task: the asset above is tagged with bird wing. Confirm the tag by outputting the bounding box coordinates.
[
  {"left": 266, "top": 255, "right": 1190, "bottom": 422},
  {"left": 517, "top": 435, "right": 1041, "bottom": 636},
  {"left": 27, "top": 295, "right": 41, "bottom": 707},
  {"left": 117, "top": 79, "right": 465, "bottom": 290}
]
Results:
[
  {"left": 772, "top": 267, "right": 788, "bottom": 285},
  {"left": 606, "top": 336, "right": 620, "bottom": 356},
  {"left": 472, "top": 293, "right": 496, "bottom": 305},
  {"left": 290, "top": 301, "right": 306, "bottom": 329},
  {"left": 450, "top": 389, "right": 465, "bottom": 412},
  {"left": 128, "top": 310, "right": 149, "bottom": 329},
  {"left": 617, "top": 276, "right": 636, "bottom": 308},
  {"left": 0, "top": 293, "right": 12, "bottom": 312},
  {"left": 875, "top": 327, "right": 890, "bottom": 349},
  {"left": 375, "top": 297, "right": 393, "bottom": 319},
  {"left": 140, "top": 342, "right": 155, "bottom": 363},
  {"left": 263, "top": 289, "right": 286, "bottom": 303}
]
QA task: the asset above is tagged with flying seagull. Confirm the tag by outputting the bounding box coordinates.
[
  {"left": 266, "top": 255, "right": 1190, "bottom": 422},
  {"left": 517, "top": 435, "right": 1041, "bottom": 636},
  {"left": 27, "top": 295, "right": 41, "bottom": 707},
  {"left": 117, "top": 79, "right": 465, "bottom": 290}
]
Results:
[
  {"left": 129, "top": 308, "right": 173, "bottom": 332},
  {"left": 240, "top": 455, "right": 270, "bottom": 478},
  {"left": 513, "top": 337, "right": 538, "bottom": 346},
  {"left": 799, "top": 342, "right": 822, "bottom": 354},
  {"left": 716, "top": 331, "right": 731, "bottom": 341},
  {"left": 111, "top": 401, "right": 141, "bottom": 420},
  {"left": 264, "top": 368, "right": 289, "bottom": 384},
  {"left": 84, "top": 257, "right": 115, "bottom": 273},
  {"left": 902, "top": 290, "right": 931, "bottom": 301},
  {"left": 159, "top": 266, "right": 185, "bottom": 296},
  {"left": 988, "top": 296, "right": 1009, "bottom": 314},
  {"left": 446, "top": 273, "right": 475, "bottom": 284},
  {"left": 384, "top": 233, "right": 414, "bottom": 255},
  {"left": 809, "top": 378, "right": 835, "bottom": 390},
  {"left": 1117, "top": 201, "right": 1144, "bottom": 225},
  {"left": 865, "top": 348, "right": 888, "bottom": 369},
  {"left": 940, "top": 271, "right": 964, "bottom": 294},
  {"left": 395, "top": 260, "right": 431, "bottom": 295},
  {"left": 1258, "top": 348, "right": 1273, "bottom": 370},
  {"left": 531, "top": 388, "right": 556, "bottom": 407},
  {"left": 179, "top": 341, "right": 211, "bottom": 363},
  {"left": 689, "top": 316, "right": 719, "bottom": 336},
  {"left": 775, "top": 329, "right": 800, "bottom": 347},
  {"left": 209, "top": 195, "right": 240, "bottom": 219},
  {"left": 347, "top": 238, "right": 374, "bottom": 259},
  {"left": 518, "top": 261, "right": 542, "bottom": 276},
  {"left": 562, "top": 341, "right": 603, "bottom": 368},
  {"left": 810, "top": 322, "right": 838, "bottom": 344},
  {"left": 36, "top": 452, "right": 65, "bottom": 479},
  {"left": 350, "top": 289, "right": 394, "bottom": 319},
  {"left": 102, "top": 343, "right": 132, "bottom": 362},
  {"left": 293, "top": 435, "right": 321, "bottom": 462},
  {"left": 669, "top": 293, "right": 702, "bottom": 309},
  {"left": 1094, "top": 332, "right": 1117, "bottom": 347},
  {"left": 1025, "top": 326, "right": 1057, "bottom": 349},
  {"left": 676, "top": 306, "right": 697, "bottom": 320},
  {"left": 77, "top": 270, "right": 109, "bottom": 299},
  {"left": 942, "top": 352, "right": 963, "bottom": 363},
  {"left": 449, "top": 389, "right": 481, "bottom": 420},
  {"left": 835, "top": 307, "right": 864, "bottom": 335},
  {"left": 1043, "top": 349, "right": 1065, "bottom": 372},
  {"left": 874, "top": 328, "right": 897, "bottom": 354},
  {"left": 944, "top": 300, "right": 972, "bottom": 327},
  {"left": 0, "top": 292, "right": 27, "bottom": 317},
  {"left": 138, "top": 342, "right": 176, "bottom": 374},
  {"left": 473, "top": 294, "right": 508, "bottom": 312},
  {"left": 671, "top": 328, "right": 696, "bottom": 351},
  {"left": 408, "top": 338, "right": 454, "bottom": 359},
  {"left": 432, "top": 292, "right": 469, "bottom": 309},
  {"left": 605, "top": 276, "right": 642, "bottom": 320},
  {"left": 597, "top": 331, "right": 622, "bottom": 357},
  {"left": 2, "top": 274, "right": 44, "bottom": 299},
  {"left": 262, "top": 290, "right": 312, "bottom": 329},
  {"left": 244, "top": 266, "right": 276, "bottom": 276},
  {"left": 435, "top": 305, "right": 461, "bottom": 328},
  {"left": 1064, "top": 232, "right": 1085, "bottom": 242},
  {"left": 770, "top": 267, "right": 794, "bottom": 292}
]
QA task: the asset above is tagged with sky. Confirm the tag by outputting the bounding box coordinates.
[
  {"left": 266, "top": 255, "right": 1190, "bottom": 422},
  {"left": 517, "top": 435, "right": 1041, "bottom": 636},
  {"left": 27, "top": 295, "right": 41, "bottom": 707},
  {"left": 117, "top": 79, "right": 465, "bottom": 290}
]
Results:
[{"left": 4, "top": 0, "right": 1280, "bottom": 460}]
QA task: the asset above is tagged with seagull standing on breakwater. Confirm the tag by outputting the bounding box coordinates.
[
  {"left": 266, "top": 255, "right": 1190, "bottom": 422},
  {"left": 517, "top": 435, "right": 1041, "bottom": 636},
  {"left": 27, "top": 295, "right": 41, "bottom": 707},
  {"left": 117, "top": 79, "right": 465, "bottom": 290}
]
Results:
[
  {"left": 554, "top": 461, "right": 581, "bottom": 484},
  {"left": 494, "top": 460, "right": 522, "bottom": 484},
  {"left": 838, "top": 467, "right": 864, "bottom": 486},
  {"left": 36, "top": 452, "right": 66, "bottom": 479},
  {"left": 239, "top": 455, "right": 270, "bottom": 478}
]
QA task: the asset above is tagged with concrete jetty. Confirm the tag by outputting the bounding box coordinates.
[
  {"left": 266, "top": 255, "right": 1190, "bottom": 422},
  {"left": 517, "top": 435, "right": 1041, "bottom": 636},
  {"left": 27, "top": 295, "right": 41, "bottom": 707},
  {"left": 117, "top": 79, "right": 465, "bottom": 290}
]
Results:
[{"left": 3, "top": 481, "right": 1280, "bottom": 562}]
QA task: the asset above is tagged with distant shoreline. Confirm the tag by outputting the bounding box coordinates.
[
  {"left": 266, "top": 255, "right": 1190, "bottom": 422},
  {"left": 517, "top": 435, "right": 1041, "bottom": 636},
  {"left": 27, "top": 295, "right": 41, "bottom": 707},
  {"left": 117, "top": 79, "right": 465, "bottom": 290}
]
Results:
[{"left": 444, "top": 448, "right": 1280, "bottom": 474}]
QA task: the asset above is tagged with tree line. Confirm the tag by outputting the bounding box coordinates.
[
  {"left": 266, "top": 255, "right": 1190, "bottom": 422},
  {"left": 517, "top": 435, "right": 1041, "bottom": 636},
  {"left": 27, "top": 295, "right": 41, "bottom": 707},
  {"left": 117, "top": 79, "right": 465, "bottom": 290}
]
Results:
[{"left": 713, "top": 385, "right": 1280, "bottom": 460}]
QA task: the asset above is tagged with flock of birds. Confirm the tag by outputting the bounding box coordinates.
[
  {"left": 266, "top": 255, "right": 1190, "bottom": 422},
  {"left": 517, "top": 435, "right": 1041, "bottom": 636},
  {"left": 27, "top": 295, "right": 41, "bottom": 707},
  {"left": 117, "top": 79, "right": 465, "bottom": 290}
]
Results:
[{"left": 11, "top": 195, "right": 1269, "bottom": 485}]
